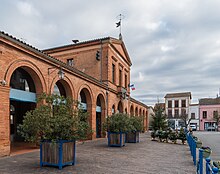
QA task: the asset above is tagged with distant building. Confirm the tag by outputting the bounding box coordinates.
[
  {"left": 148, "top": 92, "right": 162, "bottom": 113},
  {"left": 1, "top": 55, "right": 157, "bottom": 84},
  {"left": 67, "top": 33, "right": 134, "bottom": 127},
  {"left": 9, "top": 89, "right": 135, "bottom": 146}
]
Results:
[
  {"left": 189, "top": 104, "right": 199, "bottom": 130},
  {"left": 199, "top": 98, "right": 220, "bottom": 131},
  {"left": 164, "top": 92, "right": 192, "bottom": 129}
]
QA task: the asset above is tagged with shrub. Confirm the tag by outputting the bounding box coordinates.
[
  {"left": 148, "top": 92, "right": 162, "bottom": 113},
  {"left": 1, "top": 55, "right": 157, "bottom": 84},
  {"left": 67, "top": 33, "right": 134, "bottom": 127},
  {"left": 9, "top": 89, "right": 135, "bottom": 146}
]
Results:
[{"left": 18, "top": 93, "right": 92, "bottom": 143}]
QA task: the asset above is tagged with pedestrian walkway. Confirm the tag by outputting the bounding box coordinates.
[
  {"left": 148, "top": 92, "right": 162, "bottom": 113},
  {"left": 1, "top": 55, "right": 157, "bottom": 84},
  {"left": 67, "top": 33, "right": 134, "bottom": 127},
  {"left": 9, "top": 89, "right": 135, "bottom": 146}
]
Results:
[{"left": 0, "top": 133, "right": 195, "bottom": 174}]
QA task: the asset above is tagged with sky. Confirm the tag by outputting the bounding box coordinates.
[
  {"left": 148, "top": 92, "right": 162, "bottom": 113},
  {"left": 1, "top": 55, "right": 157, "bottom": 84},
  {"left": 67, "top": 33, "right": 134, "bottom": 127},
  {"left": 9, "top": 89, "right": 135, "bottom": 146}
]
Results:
[{"left": 1, "top": 0, "right": 220, "bottom": 106}]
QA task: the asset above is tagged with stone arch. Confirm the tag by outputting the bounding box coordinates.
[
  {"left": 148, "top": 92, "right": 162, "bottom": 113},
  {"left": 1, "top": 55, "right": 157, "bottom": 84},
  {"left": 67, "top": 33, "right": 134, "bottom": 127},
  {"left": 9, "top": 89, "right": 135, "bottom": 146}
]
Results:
[
  {"left": 50, "top": 75, "right": 74, "bottom": 98},
  {"left": 118, "top": 101, "right": 123, "bottom": 113},
  {"left": 135, "top": 106, "right": 138, "bottom": 116},
  {"left": 125, "top": 107, "right": 127, "bottom": 114},
  {"left": 139, "top": 108, "right": 142, "bottom": 116},
  {"left": 4, "top": 59, "right": 46, "bottom": 94},
  {"left": 6, "top": 62, "right": 45, "bottom": 149},
  {"left": 130, "top": 104, "right": 134, "bottom": 116},
  {"left": 112, "top": 104, "right": 116, "bottom": 115},
  {"left": 95, "top": 93, "right": 106, "bottom": 138}
]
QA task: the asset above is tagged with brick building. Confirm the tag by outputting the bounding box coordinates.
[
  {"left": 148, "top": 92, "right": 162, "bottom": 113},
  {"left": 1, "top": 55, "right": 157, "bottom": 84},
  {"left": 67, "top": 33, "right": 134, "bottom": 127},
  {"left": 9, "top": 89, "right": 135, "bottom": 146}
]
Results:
[{"left": 0, "top": 31, "right": 148, "bottom": 157}]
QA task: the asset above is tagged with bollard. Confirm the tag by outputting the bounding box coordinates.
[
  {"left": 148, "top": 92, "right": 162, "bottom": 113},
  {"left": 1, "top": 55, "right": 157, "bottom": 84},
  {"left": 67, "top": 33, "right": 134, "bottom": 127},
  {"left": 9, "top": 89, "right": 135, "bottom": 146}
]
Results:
[
  {"left": 199, "top": 148, "right": 203, "bottom": 174},
  {"left": 206, "top": 158, "right": 211, "bottom": 174}
]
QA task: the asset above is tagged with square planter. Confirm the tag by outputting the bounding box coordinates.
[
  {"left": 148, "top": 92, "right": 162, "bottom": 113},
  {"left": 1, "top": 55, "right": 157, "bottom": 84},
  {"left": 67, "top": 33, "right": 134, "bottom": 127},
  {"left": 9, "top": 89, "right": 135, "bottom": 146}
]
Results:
[
  {"left": 40, "top": 140, "right": 76, "bottom": 170},
  {"left": 196, "top": 141, "right": 202, "bottom": 148},
  {"left": 108, "top": 132, "right": 126, "bottom": 147},
  {"left": 126, "top": 131, "right": 140, "bottom": 143},
  {"left": 203, "top": 150, "right": 211, "bottom": 159}
]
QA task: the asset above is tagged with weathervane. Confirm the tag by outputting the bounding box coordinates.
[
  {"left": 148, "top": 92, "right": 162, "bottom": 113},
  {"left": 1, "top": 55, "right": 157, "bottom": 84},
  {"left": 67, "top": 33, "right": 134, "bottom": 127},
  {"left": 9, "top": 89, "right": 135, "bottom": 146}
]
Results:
[{"left": 116, "top": 14, "right": 125, "bottom": 40}]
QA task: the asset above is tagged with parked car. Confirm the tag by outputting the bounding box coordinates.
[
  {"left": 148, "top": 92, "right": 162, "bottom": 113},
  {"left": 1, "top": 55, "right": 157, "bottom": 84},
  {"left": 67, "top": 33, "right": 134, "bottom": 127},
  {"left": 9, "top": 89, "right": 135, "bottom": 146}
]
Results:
[
  {"left": 190, "top": 125, "right": 197, "bottom": 131},
  {"left": 207, "top": 126, "right": 216, "bottom": 131}
]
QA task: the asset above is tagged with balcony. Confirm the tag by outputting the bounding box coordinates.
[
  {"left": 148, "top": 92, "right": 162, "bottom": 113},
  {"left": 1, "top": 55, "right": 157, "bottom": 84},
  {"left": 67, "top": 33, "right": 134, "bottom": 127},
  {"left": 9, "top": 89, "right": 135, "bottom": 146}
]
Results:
[{"left": 117, "top": 86, "right": 127, "bottom": 99}]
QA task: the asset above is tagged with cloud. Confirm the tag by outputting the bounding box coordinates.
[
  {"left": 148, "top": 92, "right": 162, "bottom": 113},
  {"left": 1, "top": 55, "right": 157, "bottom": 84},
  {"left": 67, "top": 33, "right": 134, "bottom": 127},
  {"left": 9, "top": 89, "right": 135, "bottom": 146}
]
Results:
[{"left": 2, "top": 0, "right": 220, "bottom": 106}]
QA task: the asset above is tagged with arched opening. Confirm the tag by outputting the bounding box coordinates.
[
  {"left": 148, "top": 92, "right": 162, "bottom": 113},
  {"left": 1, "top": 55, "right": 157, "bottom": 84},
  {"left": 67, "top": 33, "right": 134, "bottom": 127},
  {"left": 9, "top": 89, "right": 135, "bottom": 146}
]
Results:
[
  {"left": 112, "top": 105, "right": 115, "bottom": 115},
  {"left": 78, "top": 88, "right": 92, "bottom": 139},
  {"left": 9, "top": 67, "right": 40, "bottom": 151},
  {"left": 130, "top": 105, "right": 134, "bottom": 116},
  {"left": 125, "top": 108, "right": 127, "bottom": 114},
  {"left": 135, "top": 107, "right": 138, "bottom": 116},
  {"left": 52, "top": 79, "right": 72, "bottom": 98},
  {"left": 139, "top": 108, "right": 142, "bottom": 117},
  {"left": 96, "top": 94, "right": 105, "bottom": 138},
  {"left": 118, "top": 101, "right": 123, "bottom": 113}
]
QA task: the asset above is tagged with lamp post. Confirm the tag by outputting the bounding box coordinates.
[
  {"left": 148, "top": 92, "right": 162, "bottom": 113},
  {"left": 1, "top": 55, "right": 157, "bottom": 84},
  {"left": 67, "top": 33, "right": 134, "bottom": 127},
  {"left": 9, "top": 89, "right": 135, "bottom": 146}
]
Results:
[{"left": 48, "top": 67, "right": 65, "bottom": 93}]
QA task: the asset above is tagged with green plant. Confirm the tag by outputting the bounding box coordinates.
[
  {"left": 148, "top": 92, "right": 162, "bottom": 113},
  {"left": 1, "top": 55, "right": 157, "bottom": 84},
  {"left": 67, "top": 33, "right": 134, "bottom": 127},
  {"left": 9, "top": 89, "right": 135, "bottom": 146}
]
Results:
[
  {"left": 151, "top": 103, "right": 168, "bottom": 131},
  {"left": 151, "top": 131, "right": 156, "bottom": 140},
  {"left": 128, "top": 115, "right": 143, "bottom": 132},
  {"left": 103, "top": 113, "right": 130, "bottom": 133},
  {"left": 178, "top": 128, "right": 186, "bottom": 144},
  {"left": 18, "top": 93, "right": 92, "bottom": 143},
  {"left": 168, "top": 131, "right": 178, "bottom": 143}
]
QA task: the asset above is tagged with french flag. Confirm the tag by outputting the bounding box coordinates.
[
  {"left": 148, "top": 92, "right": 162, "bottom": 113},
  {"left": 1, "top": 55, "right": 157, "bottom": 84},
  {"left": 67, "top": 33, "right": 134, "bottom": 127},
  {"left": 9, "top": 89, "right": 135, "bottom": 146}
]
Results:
[{"left": 128, "top": 84, "right": 136, "bottom": 91}]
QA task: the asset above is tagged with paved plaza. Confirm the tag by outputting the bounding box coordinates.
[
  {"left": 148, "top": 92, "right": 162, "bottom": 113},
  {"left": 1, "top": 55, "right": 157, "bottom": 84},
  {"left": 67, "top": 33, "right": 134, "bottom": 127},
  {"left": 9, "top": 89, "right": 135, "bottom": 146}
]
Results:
[{"left": 0, "top": 133, "right": 195, "bottom": 174}]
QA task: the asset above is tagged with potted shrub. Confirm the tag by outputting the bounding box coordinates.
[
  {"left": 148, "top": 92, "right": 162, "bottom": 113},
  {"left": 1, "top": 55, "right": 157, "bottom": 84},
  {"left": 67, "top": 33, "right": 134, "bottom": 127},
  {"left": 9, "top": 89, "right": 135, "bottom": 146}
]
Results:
[
  {"left": 126, "top": 115, "right": 143, "bottom": 143},
  {"left": 151, "top": 131, "right": 156, "bottom": 141},
  {"left": 168, "top": 131, "right": 178, "bottom": 144},
  {"left": 178, "top": 128, "right": 187, "bottom": 144},
  {"left": 196, "top": 140, "right": 202, "bottom": 148},
  {"left": 201, "top": 146, "right": 212, "bottom": 158},
  {"left": 213, "top": 161, "right": 220, "bottom": 172},
  {"left": 18, "top": 93, "right": 91, "bottom": 170},
  {"left": 103, "top": 113, "right": 130, "bottom": 147}
]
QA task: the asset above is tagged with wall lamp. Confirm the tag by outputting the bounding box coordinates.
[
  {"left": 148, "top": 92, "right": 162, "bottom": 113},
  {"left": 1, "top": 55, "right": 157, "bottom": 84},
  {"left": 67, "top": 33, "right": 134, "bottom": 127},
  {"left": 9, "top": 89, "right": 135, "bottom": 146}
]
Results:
[{"left": 48, "top": 67, "right": 65, "bottom": 80}]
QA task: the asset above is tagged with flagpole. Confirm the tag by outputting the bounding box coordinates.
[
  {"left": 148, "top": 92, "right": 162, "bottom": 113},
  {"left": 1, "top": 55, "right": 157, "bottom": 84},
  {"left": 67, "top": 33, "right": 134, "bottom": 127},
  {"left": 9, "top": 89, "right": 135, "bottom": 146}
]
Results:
[{"left": 116, "top": 14, "right": 125, "bottom": 40}]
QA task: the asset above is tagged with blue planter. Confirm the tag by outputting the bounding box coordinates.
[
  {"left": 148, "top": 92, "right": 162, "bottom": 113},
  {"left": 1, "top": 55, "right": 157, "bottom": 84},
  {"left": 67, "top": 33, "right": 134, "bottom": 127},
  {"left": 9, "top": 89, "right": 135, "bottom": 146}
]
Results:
[
  {"left": 40, "top": 140, "right": 76, "bottom": 170},
  {"left": 126, "top": 131, "right": 140, "bottom": 143},
  {"left": 108, "top": 132, "right": 126, "bottom": 147}
]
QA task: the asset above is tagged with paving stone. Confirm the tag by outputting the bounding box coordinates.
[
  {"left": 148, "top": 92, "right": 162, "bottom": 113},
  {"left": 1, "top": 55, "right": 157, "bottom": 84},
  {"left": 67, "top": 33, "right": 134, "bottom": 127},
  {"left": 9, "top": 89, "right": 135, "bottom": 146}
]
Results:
[{"left": 0, "top": 133, "right": 195, "bottom": 174}]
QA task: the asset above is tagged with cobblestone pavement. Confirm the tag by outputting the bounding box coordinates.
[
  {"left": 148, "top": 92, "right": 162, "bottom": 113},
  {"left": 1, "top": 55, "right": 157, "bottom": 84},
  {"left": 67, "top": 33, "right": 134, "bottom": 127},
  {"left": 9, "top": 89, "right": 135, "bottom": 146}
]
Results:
[{"left": 0, "top": 133, "right": 195, "bottom": 174}]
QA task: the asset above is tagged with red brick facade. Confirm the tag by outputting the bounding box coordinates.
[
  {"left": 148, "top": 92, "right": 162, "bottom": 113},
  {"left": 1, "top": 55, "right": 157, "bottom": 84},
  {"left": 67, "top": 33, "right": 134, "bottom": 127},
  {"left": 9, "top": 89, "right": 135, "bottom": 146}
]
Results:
[{"left": 0, "top": 32, "right": 148, "bottom": 157}]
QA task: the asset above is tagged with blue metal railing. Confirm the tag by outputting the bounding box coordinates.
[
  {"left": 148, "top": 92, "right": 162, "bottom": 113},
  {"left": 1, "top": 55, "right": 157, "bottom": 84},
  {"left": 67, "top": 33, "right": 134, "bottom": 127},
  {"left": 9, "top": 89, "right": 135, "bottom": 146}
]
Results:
[{"left": 186, "top": 132, "right": 219, "bottom": 174}]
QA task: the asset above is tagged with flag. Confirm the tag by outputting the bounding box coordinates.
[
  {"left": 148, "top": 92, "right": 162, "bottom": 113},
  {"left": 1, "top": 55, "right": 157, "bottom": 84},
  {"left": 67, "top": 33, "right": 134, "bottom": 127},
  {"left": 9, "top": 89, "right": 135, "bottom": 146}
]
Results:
[
  {"left": 116, "top": 21, "right": 121, "bottom": 27},
  {"left": 128, "top": 83, "right": 135, "bottom": 91}
]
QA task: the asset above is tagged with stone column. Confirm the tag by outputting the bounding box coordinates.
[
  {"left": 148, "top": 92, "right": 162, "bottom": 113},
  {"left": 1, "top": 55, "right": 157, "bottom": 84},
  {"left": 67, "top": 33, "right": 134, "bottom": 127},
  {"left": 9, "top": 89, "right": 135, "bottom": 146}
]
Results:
[{"left": 0, "top": 86, "right": 10, "bottom": 157}]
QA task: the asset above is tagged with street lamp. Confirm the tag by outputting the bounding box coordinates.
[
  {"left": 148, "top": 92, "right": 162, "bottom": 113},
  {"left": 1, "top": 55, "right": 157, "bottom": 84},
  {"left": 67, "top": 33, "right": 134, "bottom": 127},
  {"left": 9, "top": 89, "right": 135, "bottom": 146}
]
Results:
[
  {"left": 58, "top": 68, "right": 65, "bottom": 80},
  {"left": 48, "top": 67, "right": 65, "bottom": 93},
  {"left": 48, "top": 67, "right": 65, "bottom": 80}
]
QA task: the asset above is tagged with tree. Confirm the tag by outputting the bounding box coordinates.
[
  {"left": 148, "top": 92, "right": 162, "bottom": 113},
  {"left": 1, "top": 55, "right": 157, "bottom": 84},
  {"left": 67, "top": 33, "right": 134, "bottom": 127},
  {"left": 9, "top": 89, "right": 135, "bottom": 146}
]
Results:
[
  {"left": 213, "top": 110, "right": 220, "bottom": 131},
  {"left": 179, "top": 113, "right": 191, "bottom": 128},
  {"left": 150, "top": 104, "right": 168, "bottom": 131}
]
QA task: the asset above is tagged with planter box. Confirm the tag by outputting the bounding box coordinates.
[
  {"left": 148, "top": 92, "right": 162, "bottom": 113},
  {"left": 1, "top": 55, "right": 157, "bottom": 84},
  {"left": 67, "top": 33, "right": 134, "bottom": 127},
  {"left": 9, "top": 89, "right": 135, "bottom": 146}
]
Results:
[
  {"left": 40, "top": 140, "right": 76, "bottom": 170},
  {"left": 203, "top": 150, "right": 211, "bottom": 159},
  {"left": 126, "top": 131, "right": 140, "bottom": 143},
  {"left": 196, "top": 141, "right": 202, "bottom": 148},
  {"left": 108, "top": 132, "right": 126, "bottom": 147}
]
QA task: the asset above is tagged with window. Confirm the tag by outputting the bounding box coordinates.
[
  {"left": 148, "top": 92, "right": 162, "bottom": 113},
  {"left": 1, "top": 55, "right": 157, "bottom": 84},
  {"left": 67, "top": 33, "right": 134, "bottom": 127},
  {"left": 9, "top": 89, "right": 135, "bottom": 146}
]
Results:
[
  {"left": 168, "top": 101, "right": 172, "bottom": 108},
  {"left": 67, "top": 58, "right": 74, "bottom": 66},
  {"left": 213, "top": 110, "right": 218, "bottom": 117},
  {"left": 174, "top": 109, "right": 179, "bottom": 117},
  {"left": 191, "top": 113, "right": 195, "bottom": 119},
  {"left": 182, "top": 100, "right": 186, "bottom": 107},
  {"left": 112, "top": 64, "right": 115, "bottom": 84},
  {"left": 175, "top": 100, "right": 179, "bottom": 108},
  {"left": 119, "top": 69, "right": 122, "bottom": 86},
  {"left": 168, "top": 109, "right": 172, "bottom": 117},
  {"left": 125, "top": 74, "right": 127, "bottom": 89},
  {"left": 203, "top": 111, "right": 207, "bottom": 118}
]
